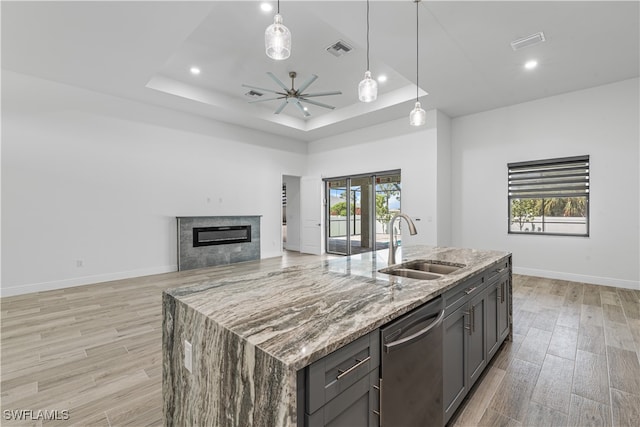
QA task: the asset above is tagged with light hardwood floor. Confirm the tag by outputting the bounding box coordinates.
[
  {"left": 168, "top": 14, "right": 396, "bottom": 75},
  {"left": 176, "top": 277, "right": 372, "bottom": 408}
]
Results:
[{"left": 1, "top": 255, "right": 639, "bottom": 426}]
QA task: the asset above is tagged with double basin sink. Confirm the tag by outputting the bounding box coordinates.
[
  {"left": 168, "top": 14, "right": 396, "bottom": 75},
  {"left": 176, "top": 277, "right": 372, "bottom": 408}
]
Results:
[{"left": 379, "top": 259, "right": 466, "bottom": 280}]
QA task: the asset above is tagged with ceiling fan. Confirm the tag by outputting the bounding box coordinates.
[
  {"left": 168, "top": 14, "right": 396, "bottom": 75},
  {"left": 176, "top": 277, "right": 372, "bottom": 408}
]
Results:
[{"left": 242, "top": 71, "right": 342, "bottom": 117}]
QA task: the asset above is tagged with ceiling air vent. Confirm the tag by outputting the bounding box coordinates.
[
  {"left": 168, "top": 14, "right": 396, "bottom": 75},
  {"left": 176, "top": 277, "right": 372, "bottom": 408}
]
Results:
[
  {"left": 510, "top": 32, "right": 546, "bottom": 51},
  {"left": 326, "top": 40, "right": 353, "bottom": 57},
  {"left": 245, "top": 90, "right": 263, "bottom": 98}
]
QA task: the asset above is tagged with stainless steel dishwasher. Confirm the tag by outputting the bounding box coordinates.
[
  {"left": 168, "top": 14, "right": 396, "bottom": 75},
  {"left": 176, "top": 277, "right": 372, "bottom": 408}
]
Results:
[{"left": 380, "top": 296, "right": 444, "bottom": 427}]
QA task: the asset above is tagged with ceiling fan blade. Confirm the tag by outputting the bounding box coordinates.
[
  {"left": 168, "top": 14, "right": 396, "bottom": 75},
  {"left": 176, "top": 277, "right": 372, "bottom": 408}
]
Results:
[
  {"left": 273, "top": 99, "right": 289, "bottom": 114},
  {"left": 299, "top": 98, "right": 336, "bottom": 110},
  {"left": 247, "top": 96, "right": 286, "bottom": 103},
  {"left": 296, "top": 74, "right": 318, "bottom": 94},
  {"left": 300, "top": 91, "right": 342, "bottom": 98},
  {"left": 241, "top": 84, "right": 284, "bottom": 95},
  {"left": 294, "top": 99, "right": 311, "bottom": 117},
  {"left": 267, "top": 72, "right": 290, "bottom": 91}
]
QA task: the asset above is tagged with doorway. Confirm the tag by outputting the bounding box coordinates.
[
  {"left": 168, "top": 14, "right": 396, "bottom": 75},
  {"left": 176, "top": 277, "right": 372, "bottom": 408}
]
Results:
[
  {"left": 282, "top": 175, "right": 301, "bottom": 252},
  {"left": 325, "top": 171, "right": 401, "bottom": 256}
]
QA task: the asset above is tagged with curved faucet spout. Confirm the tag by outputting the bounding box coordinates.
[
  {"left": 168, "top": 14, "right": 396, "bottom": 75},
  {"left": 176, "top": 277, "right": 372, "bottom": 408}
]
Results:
[{"left": 388, "top": 213, "right": 418, "bottom": 266}]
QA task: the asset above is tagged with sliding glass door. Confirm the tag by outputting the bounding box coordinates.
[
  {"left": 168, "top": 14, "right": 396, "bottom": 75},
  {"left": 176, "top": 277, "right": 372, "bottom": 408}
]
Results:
[{"left": 325, "top": 171, "right": 400, "bottom": 256}]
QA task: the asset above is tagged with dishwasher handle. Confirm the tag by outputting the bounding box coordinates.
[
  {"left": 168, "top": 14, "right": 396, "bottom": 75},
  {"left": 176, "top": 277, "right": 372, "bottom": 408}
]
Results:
[{"left": 383, "top": 309, "right": 445, "bottom": 353}]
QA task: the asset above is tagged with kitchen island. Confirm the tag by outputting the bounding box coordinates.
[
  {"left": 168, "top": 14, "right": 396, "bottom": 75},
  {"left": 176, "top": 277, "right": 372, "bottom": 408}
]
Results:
[{"left": 163, "top": 245, "right": 511, "bottom": 426}]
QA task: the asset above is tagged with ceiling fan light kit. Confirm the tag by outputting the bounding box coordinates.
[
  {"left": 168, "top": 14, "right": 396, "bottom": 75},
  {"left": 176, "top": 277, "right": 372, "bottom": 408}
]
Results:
[
  {"left": 358, "top": 0, "right": 378, "bottom": 103},
  {"left": 265, "top": 1, "right": 291, "bottom": 60},
  {"left": 242, "top": 71, "right": 341, "bottom": 118}
]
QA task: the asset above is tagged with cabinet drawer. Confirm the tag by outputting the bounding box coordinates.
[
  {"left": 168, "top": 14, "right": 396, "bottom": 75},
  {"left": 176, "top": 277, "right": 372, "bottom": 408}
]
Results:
[
  {"left": 305, "top": 368, "right": 379, "bottom": 427},
  {"left": 443, "top": 274, "right": 485, "bottom": 316},
  {"left": 306, "top": 330, "right": 380, "bottom": 414},
  {"left": 485, "top": 258, "right": 511, "bottom": 283}
]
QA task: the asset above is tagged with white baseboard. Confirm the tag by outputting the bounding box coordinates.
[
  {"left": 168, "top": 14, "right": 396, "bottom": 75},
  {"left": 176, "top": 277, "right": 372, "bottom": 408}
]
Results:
[
  {"left": 0, "top": 265, "right": 178, "bottom": 298},
  {"left": 513, "top": 266, "right": 639, "bottom": 290}
]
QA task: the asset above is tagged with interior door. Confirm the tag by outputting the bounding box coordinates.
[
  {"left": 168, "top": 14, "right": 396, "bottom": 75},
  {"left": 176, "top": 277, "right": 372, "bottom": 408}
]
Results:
[{"left": 300, "top": 176, "right": 323, "bottom": 255}]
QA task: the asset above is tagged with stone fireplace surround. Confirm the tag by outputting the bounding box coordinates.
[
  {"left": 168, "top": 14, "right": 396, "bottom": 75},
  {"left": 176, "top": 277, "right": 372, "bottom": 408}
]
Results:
[{"left": 177, "top": 216, "right": 261, "bottom": 271}]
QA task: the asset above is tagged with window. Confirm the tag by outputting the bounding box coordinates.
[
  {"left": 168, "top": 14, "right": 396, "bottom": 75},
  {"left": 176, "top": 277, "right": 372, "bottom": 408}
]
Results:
[{"left": 508, "top": 155, "right": 589, "bottom": 236}]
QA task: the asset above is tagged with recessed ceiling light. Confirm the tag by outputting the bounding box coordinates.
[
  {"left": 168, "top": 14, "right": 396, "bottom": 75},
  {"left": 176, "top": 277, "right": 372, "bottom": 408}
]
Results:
[
  {"left": 378, "top": 75, "right": 388, "bottom": 83},
  {"left": 524, "top": 60, "right": 538, "bottom": 70},
  {"left": 303, "top": 107, "right": 309, "bottom": 111},
  {"left": 260, "top": 3, "right": 273, "bottom": 13},
  {"left": 190, "top": 67, "right": 201, "bottom": 75}
]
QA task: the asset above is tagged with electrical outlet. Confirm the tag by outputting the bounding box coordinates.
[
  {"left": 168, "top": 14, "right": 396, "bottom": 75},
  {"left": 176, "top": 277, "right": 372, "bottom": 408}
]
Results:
[
  {"left": 76, "top": 260, "right": 84, "bottom": 268},
  {"left": 184, "top": 340, "right": 192, "bottom": 373}
]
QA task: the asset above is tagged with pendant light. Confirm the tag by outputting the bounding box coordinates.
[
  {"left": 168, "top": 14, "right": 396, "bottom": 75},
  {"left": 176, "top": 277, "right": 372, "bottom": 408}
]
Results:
[
  {"left": 265, "top": 0, "right": 291, "bottom": 60},
  {"left": 409, "top": 0, "right": 426, "bottom": 126},
  {"left": 358, "top": 0, "right": 377, "bottom": 102}
]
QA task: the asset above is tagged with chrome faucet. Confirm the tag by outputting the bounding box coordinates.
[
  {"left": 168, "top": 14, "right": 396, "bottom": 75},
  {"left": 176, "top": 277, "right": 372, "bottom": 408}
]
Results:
[{"left": 388, "top": 213, "right": 418, "bottom": 266}]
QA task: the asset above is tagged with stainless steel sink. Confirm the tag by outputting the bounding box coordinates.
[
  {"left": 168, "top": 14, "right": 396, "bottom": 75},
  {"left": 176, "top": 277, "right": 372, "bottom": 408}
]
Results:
[
  {"left": 378, "top": 268, "right": 442, "bottom": 280},
  {"left": 378, "top": 260, "right": 466, "bottom": 280},
  {"left": 400, "top": 260, "right": 464, "bottom": 275}
]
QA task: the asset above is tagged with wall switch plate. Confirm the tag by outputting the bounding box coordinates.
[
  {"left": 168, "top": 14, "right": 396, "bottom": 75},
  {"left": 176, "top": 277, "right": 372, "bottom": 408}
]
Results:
[{"left": 184, "top": 340, "right": 192, "bottom": 373}]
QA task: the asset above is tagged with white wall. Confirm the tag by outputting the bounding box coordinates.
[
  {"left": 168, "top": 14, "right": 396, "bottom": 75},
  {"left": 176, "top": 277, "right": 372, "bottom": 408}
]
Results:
[
  {"left": 1, "top": 72, "right": 307, "bottom": 296},
  {"left": 307, "top": 110, "right": 452, "bottom": 248},
  {"left": 451, "top": 78, "right": 640, "bottom": 289},
  {"left": 436, "top": 110, "right": 452, "bottom": 246},
  {"left": 282, "top": 175, "right": 301, "bottom": 251}
]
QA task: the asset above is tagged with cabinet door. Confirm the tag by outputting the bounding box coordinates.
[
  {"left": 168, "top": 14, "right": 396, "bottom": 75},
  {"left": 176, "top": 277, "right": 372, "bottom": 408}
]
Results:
[
  {"left": 443, "top": 305, "right": 467, "bottom": 424},
  {"left": 305, "top": 369, "right": 379, "bottom": 427},
  {"left": 486, "top": 280, "right": 500, "bottom": 359},
  {"left": 497, "top": 275, "right": 510, "bottom": 342},
  {"left": 467, "top": 290, "right": 487, "bottom": 385}
]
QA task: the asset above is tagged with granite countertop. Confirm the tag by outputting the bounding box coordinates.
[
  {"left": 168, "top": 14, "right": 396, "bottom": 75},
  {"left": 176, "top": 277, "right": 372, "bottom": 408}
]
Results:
[{"left": 165, "top": 245, "right": 510, "bottom": 371}]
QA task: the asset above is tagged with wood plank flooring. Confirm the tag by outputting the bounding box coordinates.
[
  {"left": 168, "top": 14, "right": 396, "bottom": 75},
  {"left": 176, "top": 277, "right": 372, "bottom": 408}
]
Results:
[
  {"left": 451, "top": 275, "right": 640, "bottom": 427},
  {"left": 1, "top": 257, "right": 639, "bottom": 426}
]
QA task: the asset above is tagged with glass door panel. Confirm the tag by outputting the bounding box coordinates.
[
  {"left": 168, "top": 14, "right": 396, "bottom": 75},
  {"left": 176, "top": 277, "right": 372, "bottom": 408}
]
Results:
[
  {"left": 375, "top": 174, "right": 401, "bottom": 251},
  {"left": 327, "top": 179, "right": 348, "bottom": 255},
  {"left": 350, "top": 176, "right": 373, "bottom": 255}
]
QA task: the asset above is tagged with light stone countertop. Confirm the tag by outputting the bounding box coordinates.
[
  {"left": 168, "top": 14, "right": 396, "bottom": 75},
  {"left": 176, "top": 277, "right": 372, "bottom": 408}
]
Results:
[{"left": 165, "top": 245, "right": 511, "bottom": 371}]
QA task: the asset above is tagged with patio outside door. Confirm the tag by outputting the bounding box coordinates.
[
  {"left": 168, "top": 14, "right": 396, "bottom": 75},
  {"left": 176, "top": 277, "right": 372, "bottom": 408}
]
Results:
[{"left": 325, "top": 171, "right": 400, "bottom": 256}]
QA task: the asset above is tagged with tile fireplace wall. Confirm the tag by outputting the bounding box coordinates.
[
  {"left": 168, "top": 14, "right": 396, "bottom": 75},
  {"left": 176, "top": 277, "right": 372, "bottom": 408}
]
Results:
[{"left": 177, "top": 216, "right": 261, "bottom": 271}]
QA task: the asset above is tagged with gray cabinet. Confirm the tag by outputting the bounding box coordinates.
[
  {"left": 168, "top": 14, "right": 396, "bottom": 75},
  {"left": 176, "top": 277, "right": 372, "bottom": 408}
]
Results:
[
  {"left": 443, "top": 303, "right": 467, "bottom": 421},
  {"left": 443, "top": 273, "right": 486, "bottom": 423},
  {"left": 486, "top": 270, "right": 510, "bottom": 359},
  {"left": 443, "top": 257, "right": 511, "bottom": 424},
  {"left": 467, "top": 290, "right": 487, "bottom": 385},
  {"left": 305, "top": 369, "right": 379, "bottom": 427},
  {"left": 302, "top": 330, "right": 380, "bottom": 427}
]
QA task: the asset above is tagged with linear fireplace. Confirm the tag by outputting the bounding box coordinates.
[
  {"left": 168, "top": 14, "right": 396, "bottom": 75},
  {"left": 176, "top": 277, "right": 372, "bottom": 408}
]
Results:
[
  {"left": 177, "top": 216, "right": 261, "bottom": 271},
  {"left": 193, "top": 225, "right": 251, "bottom": 247}
]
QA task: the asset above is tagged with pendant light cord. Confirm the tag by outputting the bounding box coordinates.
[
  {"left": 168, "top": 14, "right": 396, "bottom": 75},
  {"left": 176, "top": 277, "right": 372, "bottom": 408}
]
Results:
[
  {"left": 415, "top": 0, "right": 419, "bottom": 102},
  {"left": 277, "top": 0, "right": 280, "bottom": 14},
  {"left": 366, "top": 0, "right": 370, "bottom": 71}
]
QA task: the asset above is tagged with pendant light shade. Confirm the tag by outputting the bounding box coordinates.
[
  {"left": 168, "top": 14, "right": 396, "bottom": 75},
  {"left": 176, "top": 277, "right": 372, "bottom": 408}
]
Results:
[
  {"left": 358, "top": 0, "right": 377, "bottom": 102},
  {"left": 358, "top": 71, "right": 378, "bottom": 102},
  {"left": 265, "top": 2, "right": 291, "bottom": 60},
  {"left": 409, "top": 0, "right": 425, "bottom": 126},
  {"left": 409, "top": 101, "right": 426, "bottom": 126}
]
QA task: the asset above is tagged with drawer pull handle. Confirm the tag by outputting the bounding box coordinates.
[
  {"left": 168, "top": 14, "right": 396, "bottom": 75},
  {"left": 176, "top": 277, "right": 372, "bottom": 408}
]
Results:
[
  {"left": 464, "top": 310, "right": 472, "bottom": 335},
  {"left": 337, "top": 356, "right": 371, "bottom": 380},
  {"left": 471, "top": 306, "right": 476, "bottom": 332},
  {"left": 464, "top": 286, "right": 478, "bottom": 295}
]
